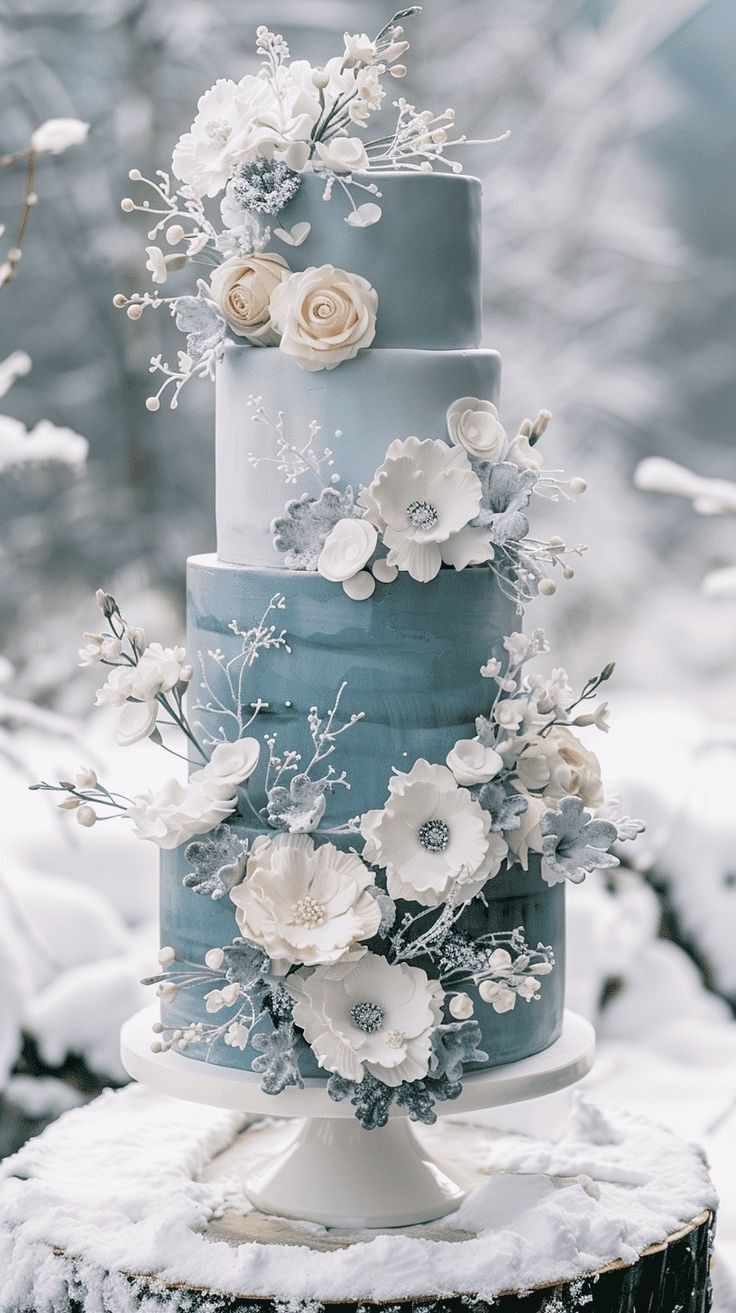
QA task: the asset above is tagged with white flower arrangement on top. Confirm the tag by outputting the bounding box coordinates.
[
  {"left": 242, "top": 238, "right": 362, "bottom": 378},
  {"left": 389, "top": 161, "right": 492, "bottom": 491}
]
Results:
[{"left": 112, "top": 9, "right": 506, "bottom": 408}]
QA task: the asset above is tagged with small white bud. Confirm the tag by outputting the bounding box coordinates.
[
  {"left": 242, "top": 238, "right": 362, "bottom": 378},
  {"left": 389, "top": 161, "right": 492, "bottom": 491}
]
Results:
[
  {"left": 449, "top": 993, "right": 474, "bottom": 1020},
  {"left": 312, "top": 68, "right": 330, "bottom": 89},
  {"left": 205, "top": 947, "right": 225, "bottom": 970},
  {"left": 120, "top": 197, "right": 135, "bottom": 213},
  {"left": 158, "top": 946, "right": 176, "bottom": 968},
  {"left": 75, "top": 767, "right": 98, "bottom": 789},
  {"left": 127, "top": 304, "right": 143, "bottom": 320},
  {"left": 76, "top": 805, "right": 97, "bottom": 828},
  {"left": 150, "top": 1041, "right": 162, "bottom": 1054},
  {"left": 159, "top": 982, "right": 178, "bottom": 1002},
  {"left": 390, "top": 64, "right": 408, "bottom": 77},
  {"left": 145, "top": 396, "right": 160, "bottom": 411},
  {"left": 569, "top": 477, "right": 587, "bottom": 495},
  {"left": 538, "top": 578, "right": 557, "bottom": 596},
  {"left": 128, "top": 168, "right": 142, "bottom": 181},
  {"left": 166, "top": 224, "right": 184, "bottom": 246},
  {"left": 112, "top": 293, "right": 127, "bottom": 308}
]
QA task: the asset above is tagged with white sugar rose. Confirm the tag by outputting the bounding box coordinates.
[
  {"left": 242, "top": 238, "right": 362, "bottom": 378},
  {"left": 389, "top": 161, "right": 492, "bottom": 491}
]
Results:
[
  {"left": 446, "top": 738, "right": 504, "bottom": 787},
  {"left": 287, "top": 953, "right": 444, "bottom": 1085},
  {"left": 269, "top": 265, "right": 377, "bottom": 371},
  {"left": 126, "top": 778, "right": 236, "bottom": 849},
  {"left": 317, "top": 517, "right": 377, "bottom": 583},
  {"left": 361, "top": 759, "right": 507, "bottom": 907},
  {"left": 315, "top": 137, "right": 370, "bottom": 174},
  {"left": 210, "top": 253, "right": 291, "bottom": 345},
  {"left": 191, "top": 738, "right": 260, "bottom": 795},
  {"left": 506, "top": 792, "right": 546, "bottom": 870},
  {"left": 230, "top": 833, "right": 381, "bottom": 975},
  {"left": 515, "top": 726, "right": 604, "bottom": 809},
  {"left": 447, "top": 397, "right": 507, "bottom": 463}
]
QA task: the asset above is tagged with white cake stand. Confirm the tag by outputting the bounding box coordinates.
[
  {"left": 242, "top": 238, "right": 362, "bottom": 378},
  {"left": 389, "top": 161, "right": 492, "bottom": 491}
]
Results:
[{"left": 121, "top": 1004, "right": 594, "bottom": 1229}]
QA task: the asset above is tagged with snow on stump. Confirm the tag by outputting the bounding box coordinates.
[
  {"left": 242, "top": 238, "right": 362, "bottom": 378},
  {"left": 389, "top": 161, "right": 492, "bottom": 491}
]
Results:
[{"left": 0, "top": 1085, "right": 717, "bottom": 1313}]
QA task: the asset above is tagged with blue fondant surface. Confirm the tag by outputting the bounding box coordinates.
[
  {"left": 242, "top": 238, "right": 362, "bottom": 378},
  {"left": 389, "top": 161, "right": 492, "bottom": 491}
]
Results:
[
  {"left": 187, "top": 554, "right": 516, "bottom": 825},
  {"left": 160, "top": 832, "right": 564, "bottom": 1079},
  {"left": 216, "top": 344, "right": 502, "bottom": 567},
  {"left": 274, "top": 172, "right": 482, "bottom": 350}
]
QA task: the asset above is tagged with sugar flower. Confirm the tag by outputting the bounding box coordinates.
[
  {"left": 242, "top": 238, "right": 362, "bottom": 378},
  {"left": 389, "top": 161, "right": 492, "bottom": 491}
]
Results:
[
  {"left": 447, "top": 397, "right": 507, "bottom": 463},
  {"left": 540, "top": 796, "right": 619, "bottom": 886},
  {"left": 171, "top": 79, "right": 253, "bottom": 198},
  {"left": 315, "top": 137, "right": 370, "bottom": 174},
  {"left": 269, "top": 265, "right": 377, "bottom": 371},
  {"left": 361, "top": 759, "right": 507, "bottom": 907},
  {"left": 191, "top": 737, "right": 260, "bottom": 794},
  {"left": 360, "top": 437, "right": 491, "bottom": 583},
  {"left": 514, "top": 726, "right": 604, "bottom": 809},
  {"left": 209, "top": 252, "right": 291, "bottom": 345},
  {"left": 125, "top": 777, "right": 236, "bottom": 849},
  {"left": 317, "top": 517, "right": 377, "bottom": 583},
  {"left": 446, "top": 738, "right": 504, "bottom": 787},
  {"left": 230, "top": 833, "right": 382, "bottom": 974},
  {"left": 287, "top": 953, "right": 444, "bottom": 1085}
]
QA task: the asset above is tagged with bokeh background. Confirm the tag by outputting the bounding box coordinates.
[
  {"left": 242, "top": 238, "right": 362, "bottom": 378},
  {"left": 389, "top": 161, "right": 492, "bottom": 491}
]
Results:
[{"left": 1, "top": 0, "right": 735, "bottom": 1294}]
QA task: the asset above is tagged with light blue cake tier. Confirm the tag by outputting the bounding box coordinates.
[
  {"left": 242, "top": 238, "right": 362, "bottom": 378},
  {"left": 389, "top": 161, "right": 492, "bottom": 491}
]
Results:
[
  {"left": 160, "top": 834, "right": 565, "bottom": 1078},
  {"left": 187, "top": 553, "right": 517, "bottom": 825},
  {"left": 216, "top": 343, "right": 502, "bottom": 567},
  {"left": 274, "top": 172, "right": 482, "bottom": 350}
]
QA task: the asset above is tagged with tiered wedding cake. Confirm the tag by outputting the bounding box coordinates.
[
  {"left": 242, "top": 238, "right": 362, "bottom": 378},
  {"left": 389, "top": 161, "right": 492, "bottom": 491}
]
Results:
[{"left": 38, "top": 12, "right": 641, "bottom": 1130}]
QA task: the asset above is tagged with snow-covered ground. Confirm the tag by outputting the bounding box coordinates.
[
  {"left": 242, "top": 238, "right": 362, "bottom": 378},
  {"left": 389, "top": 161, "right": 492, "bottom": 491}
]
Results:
[{"left": 1, "top": 698, "right": 735, "bottom": 1300}]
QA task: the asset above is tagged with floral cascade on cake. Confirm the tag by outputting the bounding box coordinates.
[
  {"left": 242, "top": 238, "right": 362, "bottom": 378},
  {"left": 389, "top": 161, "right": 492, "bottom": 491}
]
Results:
[{"left": 33, "top": 11, "right": 643, "bottom": 1129}]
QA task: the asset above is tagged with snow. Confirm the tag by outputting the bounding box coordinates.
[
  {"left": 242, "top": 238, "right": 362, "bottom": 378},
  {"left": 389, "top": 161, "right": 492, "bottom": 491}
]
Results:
[{"left": 0, "top": 1087, "right": 716, "bottom": 1308}]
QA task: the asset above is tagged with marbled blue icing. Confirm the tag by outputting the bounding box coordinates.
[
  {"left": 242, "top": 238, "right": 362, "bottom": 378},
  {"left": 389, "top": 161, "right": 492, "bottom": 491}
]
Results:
[
  {"left": 275, "top": 172, "right": 482, "bottom": 349},
  {"left": 217, "top": 344, "right": 502, "bottom": 567},
  {"left": 188, "top": 554, "right": 516, "bottom": 824},
  {"left": 160, "top": 833, "right": 564, "bottom": 1077}
]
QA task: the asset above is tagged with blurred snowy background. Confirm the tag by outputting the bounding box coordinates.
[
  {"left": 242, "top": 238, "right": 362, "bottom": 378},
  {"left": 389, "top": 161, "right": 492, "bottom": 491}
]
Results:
[{"left": 1, "top": 0, "right": 735, "bottom": 1295}]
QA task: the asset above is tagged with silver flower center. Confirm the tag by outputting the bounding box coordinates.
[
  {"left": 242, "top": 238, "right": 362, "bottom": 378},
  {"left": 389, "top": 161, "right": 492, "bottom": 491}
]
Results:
[
  {"left": 292, "top": 896, "right": 326, "bottom": 927},
  {"left": 350, "top": 1002, "right": 385, "bottom": 1033},
  {"left": 406, "top": 499, "right": 439, "bottom": 530},
  {"left": 204, "top": 118, "right": 232, "bottom": 146},
  {"left": 418, "top": 818, "right": 450, "bottom": 853}
]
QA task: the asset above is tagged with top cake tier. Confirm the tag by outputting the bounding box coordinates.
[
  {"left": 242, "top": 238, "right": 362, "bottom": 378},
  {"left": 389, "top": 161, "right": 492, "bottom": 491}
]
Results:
[{"left": 275, "top": 172, "right": 482, "bottom": 349}]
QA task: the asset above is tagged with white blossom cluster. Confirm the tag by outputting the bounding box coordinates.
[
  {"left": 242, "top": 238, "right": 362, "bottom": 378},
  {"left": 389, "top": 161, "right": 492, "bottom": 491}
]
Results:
[{"left": 113, "top": 9, "right": 504, "bottom": 409}]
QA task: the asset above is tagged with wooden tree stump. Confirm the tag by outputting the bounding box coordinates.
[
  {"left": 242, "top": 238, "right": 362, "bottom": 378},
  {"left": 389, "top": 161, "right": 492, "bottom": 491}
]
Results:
[{"left": 0, "top": 1086, "right": 717, "bottom": 1313}]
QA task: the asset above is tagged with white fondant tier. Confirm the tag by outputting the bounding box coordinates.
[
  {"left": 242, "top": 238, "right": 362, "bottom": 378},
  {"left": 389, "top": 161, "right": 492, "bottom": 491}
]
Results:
[{"left": 216, "top": 343, "right": 502, "bottom": 567}]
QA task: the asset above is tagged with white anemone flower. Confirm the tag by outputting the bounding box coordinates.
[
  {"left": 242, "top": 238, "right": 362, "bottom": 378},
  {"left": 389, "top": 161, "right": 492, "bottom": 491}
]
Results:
[
  {"left": 361, "top": 759, "right": 507, "bottom": 906},
  {"left": 287, "top": 953, "right": 444, "bottom": 1085},
  {"left": 230, "top": 833, "right": 381, "bottom": 975},
  {"left": 360, "top": 437, "right": 491, "bottom": 582}
]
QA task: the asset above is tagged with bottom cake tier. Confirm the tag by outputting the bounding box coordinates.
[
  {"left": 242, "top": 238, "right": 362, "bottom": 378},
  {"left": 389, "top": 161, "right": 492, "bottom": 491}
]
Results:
[{"left": 159, "top": 831, "right": 565, "bottom": 1081}]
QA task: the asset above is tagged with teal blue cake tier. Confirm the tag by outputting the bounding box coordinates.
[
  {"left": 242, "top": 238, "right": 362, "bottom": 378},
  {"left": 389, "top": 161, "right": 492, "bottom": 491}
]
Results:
[
  {"left": 160, "top": 838, "right": 564, "bottom": 1076},
  {"left": 275, "top": 172, "right": 482, "bottom": 350},
  {"left": 187, "top": 554, "right": 516, "bottom": 824}
]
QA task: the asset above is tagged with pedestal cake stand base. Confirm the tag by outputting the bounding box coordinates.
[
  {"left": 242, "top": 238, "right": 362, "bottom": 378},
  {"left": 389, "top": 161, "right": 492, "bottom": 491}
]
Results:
[{"left": 121, "top": 1005, "right": 595, "bottom": 1227}]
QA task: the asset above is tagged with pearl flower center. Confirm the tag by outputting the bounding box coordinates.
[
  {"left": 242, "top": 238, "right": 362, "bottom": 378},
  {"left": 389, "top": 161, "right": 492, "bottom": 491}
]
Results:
[
  {"left": 406, "top": 499, "right": 439, "bottom": 530},
  {"left": 385, "top": 1028, "right": 406, "bottom": 1048},
  {"left": 418, "top": 818, "right": 450, "bottom": 853},
  {"left": 204, "top": 119, "right": 232, "bottom": 146},
  {"left": 350, "top": 1001, "right": 385, "bottom": 1033},
  {"left": 292, "top": 896, "right": 326, "bottom": 927}
]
